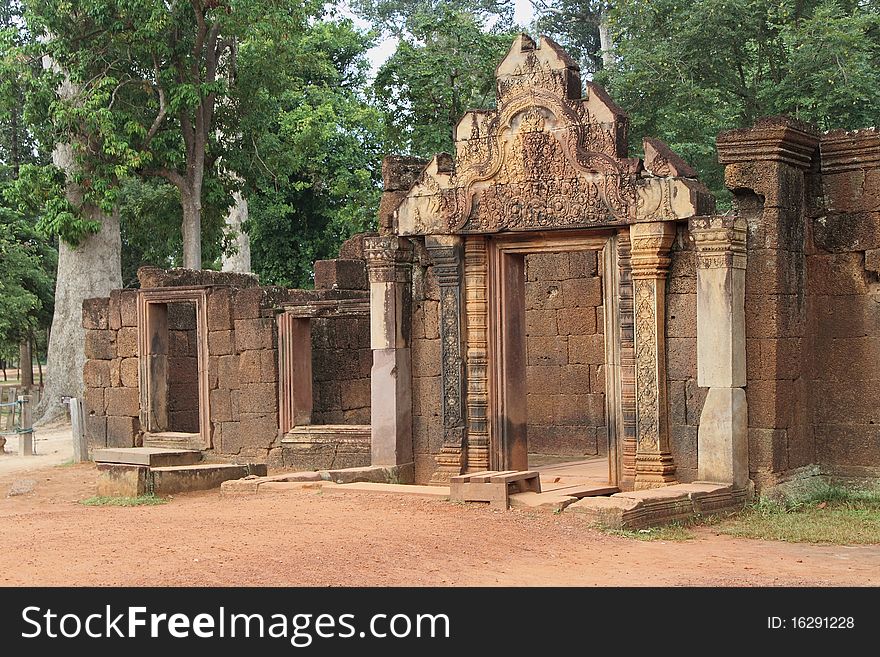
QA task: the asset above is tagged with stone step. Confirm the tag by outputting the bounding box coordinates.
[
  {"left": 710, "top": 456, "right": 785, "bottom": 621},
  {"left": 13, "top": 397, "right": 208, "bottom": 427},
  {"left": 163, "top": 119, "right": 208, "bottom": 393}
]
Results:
[
  {"left": 92, "top": 447, "right": 201, "bottom": 467},
  {"left": 151, "top": 463, "right": 267, "bottom": 496},
  {"left": 546, "top": 484, "right": 619, "bottom": 499},
  {"left": 143, "top": 431, "right": 203, "bottom": 450}
]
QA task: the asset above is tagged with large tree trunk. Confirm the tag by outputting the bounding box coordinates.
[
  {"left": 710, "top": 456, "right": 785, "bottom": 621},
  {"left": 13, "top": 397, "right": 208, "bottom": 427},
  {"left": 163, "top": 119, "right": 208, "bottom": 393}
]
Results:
[
  {"left": 35, "top": 144, "right": 122, "bottom": 423},
  {"left": 599, "top": 6, "right": 615, "bottom": 69},
  {"left": 181, "top": 190, "right": 203, "bottom": 269},
  {"left": 221, "top": 191, "right": 251, "bottom": 273},
  {"left": 19, "top": 340, "right": 33, "bottom": 388}
]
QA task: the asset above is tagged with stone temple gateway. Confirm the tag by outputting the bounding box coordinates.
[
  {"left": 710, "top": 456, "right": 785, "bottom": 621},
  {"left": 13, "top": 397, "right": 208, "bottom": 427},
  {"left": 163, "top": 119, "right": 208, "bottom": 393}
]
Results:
[{"left": 82, "top": 35, "right": 880, "bottom": 518}]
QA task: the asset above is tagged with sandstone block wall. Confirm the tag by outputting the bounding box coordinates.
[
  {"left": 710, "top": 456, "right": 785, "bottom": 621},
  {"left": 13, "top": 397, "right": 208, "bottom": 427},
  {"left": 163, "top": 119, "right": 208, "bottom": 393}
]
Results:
[
  {"left": 524, "top": 251, "right": 607, "bottom": 460},
  {"left": 665, "top": 227, "right": 702, "bottom": 483},
  {"left": 410, "top": 247, "right": 443, "bottom": 484},
  {"left": 83, "top": 290, "right": 140, "bottom": 448},
  {"left": 807, "top": 129, "right": 880, "bottom": 479}
]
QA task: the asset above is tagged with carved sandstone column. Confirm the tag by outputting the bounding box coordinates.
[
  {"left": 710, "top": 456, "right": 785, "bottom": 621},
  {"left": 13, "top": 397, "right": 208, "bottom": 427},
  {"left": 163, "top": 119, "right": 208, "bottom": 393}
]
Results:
[
  {"left": 630, "top": 221, "right": 677, "bottom": 489},
  {"left": 425, "top": 235, "right": 467, "bottom": 482},
  {"left": 616, "top": 227, "right": 637, "bottom": 488},
  {"left": 690, "top": 216, "right": 749, "bottom": 487},
  {"left": 464, "top": 237, "right": 490, "bottom": 471},
  {"left": 365, "top": 236, "right": 415, "bottom": 482}
]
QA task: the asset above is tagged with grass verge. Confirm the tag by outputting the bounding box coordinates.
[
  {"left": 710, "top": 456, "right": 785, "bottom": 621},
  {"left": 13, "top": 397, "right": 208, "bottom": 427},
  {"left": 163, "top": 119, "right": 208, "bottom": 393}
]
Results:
[
  {"left": 80, "top": 494, "right": 168, "bottom": 507},
  {"left": 604, "top": 521, "right": 696, "bottom": 541},
  {"left": 715, "top": 484, "right": 880, "bottom": 544}
]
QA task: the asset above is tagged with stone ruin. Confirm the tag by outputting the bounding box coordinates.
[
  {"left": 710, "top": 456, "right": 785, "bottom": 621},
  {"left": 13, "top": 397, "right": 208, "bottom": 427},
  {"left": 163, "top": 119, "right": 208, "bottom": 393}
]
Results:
[{"left": 81, "top": 34, "right": 880, "bottom": 501}]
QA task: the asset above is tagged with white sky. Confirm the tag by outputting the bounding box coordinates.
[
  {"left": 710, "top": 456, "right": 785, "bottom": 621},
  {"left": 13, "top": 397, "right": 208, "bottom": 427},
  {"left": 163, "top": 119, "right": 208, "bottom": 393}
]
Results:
[{"left": 337, "top": 1, "right": 537, "bottom": 78}]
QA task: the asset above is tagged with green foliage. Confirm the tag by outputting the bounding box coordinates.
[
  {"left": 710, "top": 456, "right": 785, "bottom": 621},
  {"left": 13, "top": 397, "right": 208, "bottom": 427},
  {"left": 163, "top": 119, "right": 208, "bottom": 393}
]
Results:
[
  {"left": 717, "top": 484, "right": 880, "bottom": 544},
  {"left": 234, "top": 15, "right": 387, "bottom": 288},
  {"left": 369, "top": 1, "right": 519, "bottom": 156},
  {"left": 591, "top": 0, "right": 880, "bottom": 200},
  {"left": 0, "top": 202, "right": 57, "bottom": 346},
  {"left": 532, "top": 0, "right": 610, "bottom": 73}
]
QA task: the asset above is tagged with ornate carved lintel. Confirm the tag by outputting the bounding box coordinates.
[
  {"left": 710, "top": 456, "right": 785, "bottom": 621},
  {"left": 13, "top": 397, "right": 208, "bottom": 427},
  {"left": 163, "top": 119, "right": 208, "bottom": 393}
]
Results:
[
  {"left": 629, "top": 222, "right": 677, "bottom": 489},
  {"left": 425, "top": 236, "right": 467, "bottom": 482}
]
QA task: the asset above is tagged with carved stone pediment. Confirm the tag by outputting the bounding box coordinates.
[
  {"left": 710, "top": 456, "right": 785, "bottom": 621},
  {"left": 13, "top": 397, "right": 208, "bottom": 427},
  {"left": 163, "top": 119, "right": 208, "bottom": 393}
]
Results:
[{"left": 393, "top": 34, "right": 714, "bottom": 236}]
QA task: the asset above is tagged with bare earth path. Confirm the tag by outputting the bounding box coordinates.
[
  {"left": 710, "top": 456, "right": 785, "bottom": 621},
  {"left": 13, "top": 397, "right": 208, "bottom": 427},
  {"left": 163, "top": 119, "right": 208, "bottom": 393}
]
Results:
[{"left": 2, "top": 463, "right": 879, "bottom": 587}]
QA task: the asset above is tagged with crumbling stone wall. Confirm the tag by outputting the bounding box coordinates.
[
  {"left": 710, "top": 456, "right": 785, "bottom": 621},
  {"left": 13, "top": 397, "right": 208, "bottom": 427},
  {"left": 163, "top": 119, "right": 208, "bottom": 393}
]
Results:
[
  {"left": 665, "top": 228, "right": 702, "bottom": 483},
  {"left": 410, "top": 246, "right": 442, "bottom": 484},
  {"left": 524, "top": 251, "right": 606, "bottom": 460},
  {"left": 309, "top": 257, "right": 372, "bottom": 424},
  {"left": 82, "top": 289, "right": 140, "bottom": 448},
  {"left": 806, "top": 128, "right": 880, "bottom": 480}
]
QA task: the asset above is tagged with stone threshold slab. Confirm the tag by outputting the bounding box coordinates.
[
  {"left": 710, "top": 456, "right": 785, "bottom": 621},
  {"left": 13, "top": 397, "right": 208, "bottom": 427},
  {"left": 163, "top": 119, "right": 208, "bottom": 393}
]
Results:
[
  {"left": 92, "top": 447, "right": 201, "bottom": 467},
  {"left": 565, "top": 481, "right": 752, "bottom": 529}
]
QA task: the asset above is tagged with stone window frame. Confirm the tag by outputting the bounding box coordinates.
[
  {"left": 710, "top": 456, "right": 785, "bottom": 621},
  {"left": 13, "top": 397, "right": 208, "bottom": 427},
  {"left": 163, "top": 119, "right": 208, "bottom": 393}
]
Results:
[{"left": 136, "top": 286, "right": 212, "bottom": 449}]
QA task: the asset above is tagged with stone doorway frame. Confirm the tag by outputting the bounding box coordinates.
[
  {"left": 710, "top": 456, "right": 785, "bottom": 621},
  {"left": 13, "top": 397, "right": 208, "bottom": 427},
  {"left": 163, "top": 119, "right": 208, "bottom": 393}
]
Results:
[
  {"left": 482, "top": 229, "right": 623, "bottom": 487},
  {"left": 136, "top": 287, "right": 212, "bottom": 450}
]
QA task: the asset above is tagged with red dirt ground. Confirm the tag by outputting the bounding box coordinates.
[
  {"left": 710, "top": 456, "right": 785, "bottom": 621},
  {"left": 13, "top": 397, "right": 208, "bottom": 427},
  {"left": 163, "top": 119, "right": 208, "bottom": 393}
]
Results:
[{"left": 2, "top": 463, "right": 879, "bottom": 587}]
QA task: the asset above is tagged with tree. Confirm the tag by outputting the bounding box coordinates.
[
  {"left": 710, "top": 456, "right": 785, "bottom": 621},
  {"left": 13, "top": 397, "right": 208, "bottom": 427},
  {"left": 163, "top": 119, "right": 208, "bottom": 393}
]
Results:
[
  {"left": 593, "top": 0, "right": 880, "bottom": 198},
  {"left": 232, "top": 15, "right": 387, "bottom": 287},
  {"left": 531, "top": 1, "right": 613, "bottom": 74},
  {"left": 22, "top": 0, "right": 316, "bottom": 270},
  {"left": 364, "top": 0, "right": 519, "bottom": 157}
]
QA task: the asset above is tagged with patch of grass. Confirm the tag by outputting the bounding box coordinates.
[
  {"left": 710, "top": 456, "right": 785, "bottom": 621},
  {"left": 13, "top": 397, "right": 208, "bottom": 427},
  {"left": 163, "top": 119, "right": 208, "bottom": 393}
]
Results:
[
  {"left": 605, "top": 521, "right": 696, "bottom": 541},
  {"left": 80, "top": 494, "right": 168, "bottom": 507},
  {"left": 715, "top": 484, "right": 880, "bottom": 545}
]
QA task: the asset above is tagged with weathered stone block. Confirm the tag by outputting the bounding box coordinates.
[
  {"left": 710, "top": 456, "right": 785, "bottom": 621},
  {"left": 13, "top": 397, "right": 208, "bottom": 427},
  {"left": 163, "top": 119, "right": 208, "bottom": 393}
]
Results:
[
  {"left": 528, "top": 336, "right": 569, "bottom": 366},
  {"left": 232, "top": 287, "right": 263, "bottom": 320},
  {"left": 119, "top": 358, "right": 138, "bottom": 388},
  {"left": 238, "top": 412, "right": 279, "bottom": 449},
  {"left": 526, "top": 252, "right": 569, "bottom": 282},
  {"left": 670, "top": 425, "right": 697, "bottom": 470},
  {"left": 813, "top": 295, "right": 876, "bottom": 339},
  {"left": 525, "top": 309, "right": 558, "bottom": 336},
  {"left": 116, "top": 327, "right": 138, "bottom": 358},
  {"left": 685, "top": 378, "right": 708, "bottom": 426},
  {"left": 558, "top": 364, "right": 590, "bottom": 392},
  {"left": 591, "top": 364, "right": 605, "bottom": 394},
  {"left": 556, "top": 393, "right": 605, "bottom": 425},
  {"left": 823, "top": 170, "right": 866, "bottom": 213},
  {"left": 96, "top": 463, "right": 149, "bottom": 497},
  {"left": 666, "top": 338, "right": 697, "bottom": 380},
  {"left": 208, "top": 330, "right": 234, "bottom": 356},
  {"left": 169, "top": 356, "right": 198, "bottom": 383},
  {"left": 106, "top": 415, "right": 140, "bottom": 448},
  {"left": 746, "top": 379, "right": 793, "bottom": 429},
  {"left": 314, "top": 259, "right": 367, "bottom": 290},
  {"left": 82, "top": 297, "right": 110, "bottom": 330},
  {"left": 84, "top": 330, "right": 115, "bottom": 360},
  {"left": 411, "top": 338, "right": 441, "bottom": 377},
  {"left": 748, "top": 427, "right": 788, "bottom": 473},
  {"left": 568, "top": 334, "right": 604, "bottom": 365},
  {"left": 341, "top": 378, "right": 371, "bottom": 411},
  {"left": 525, "top": 281, "right": 563, "bottom": 310},
  {"left": 815, "top": 424, "right": 880, "bottom": 468},
  {"left": 238, "top": 350, "right": 261, "bottom": 384},
  {"left": 759, "top": 338, "right": 803, "bottom": 380},
  {"left": 561, "top": 277, "right": 603, "bottom": 307},
  {"left": 528, "top": 424, "right": 597, "bottom": 456},
  {"left": 260, "top": 349, "right": 278, "bottom": 383},
  {"left": 665, "top": 293, "right": 696, "bottom": 338},
  {"left": 119, "top": 290, "right": 138, "bottom": 327},
  {"left": 239, "top": 382, "right": 277, "bottom": 414},
  {"left": 85, "top": 414, "right": 107, "bottom": 448},
  {"left": 568, "top": 250, "right": 598, "bottom": 278},
  {"left": 234, "top": 318, "right": 274, "bottom": 351},
  {"left": 206, "top": 287, "right": 233, "bottom": 330},
  {"left": 84, "top": 359, "right": 111, "bottom": 388},
  {"left": 84, "top": 387, "right": 105, "bottom": 416},
  {"left": 210, "top": 388, "right": 232, "bottom": 423},
  {"left": 556, "top": 306, "right": 596, "bottom": 336},
  {"left": 807, "top": 253, "right": 869, "bottom": 295},
  {"left": 668, "top": 379, "right": 686, "bottom": 425},
  {"left": 218, "top": 355, "right": 239, "bottom": 389},
  {"left": 105, "top": 387, "right": 139, "bottom": 417}
]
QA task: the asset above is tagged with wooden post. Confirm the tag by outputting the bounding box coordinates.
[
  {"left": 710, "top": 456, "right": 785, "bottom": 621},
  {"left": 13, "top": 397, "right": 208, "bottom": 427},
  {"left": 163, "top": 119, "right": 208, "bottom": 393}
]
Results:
[
  {"left": 18, "top": 394, "right": 34, "bottom": 456},
  {"left": 69, "top": 397, "right": 89, "bottom": 462}
]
